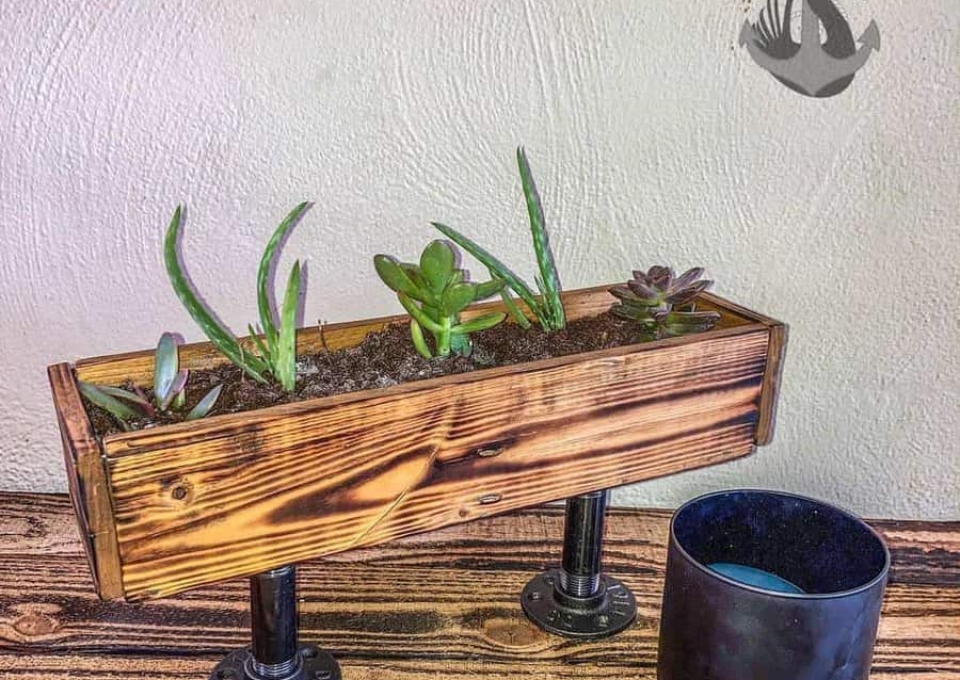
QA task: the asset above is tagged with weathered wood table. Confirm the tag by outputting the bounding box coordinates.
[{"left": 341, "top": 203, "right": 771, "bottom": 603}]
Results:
[{"left": 1, "top": 492, "right": 957, "bottom": 679}]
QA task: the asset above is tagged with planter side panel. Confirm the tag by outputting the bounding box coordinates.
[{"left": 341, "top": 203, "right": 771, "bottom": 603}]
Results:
[
  {"left": 102, "top": 329, "right": 771, "bottom": 600},
  {"left": 47, "top": 364, "right": 124, "bottom": 599}
]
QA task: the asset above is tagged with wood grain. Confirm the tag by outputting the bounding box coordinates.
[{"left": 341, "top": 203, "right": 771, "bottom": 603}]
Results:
[
  {"left": 46, "top": 365, "right": 123, "bottom": 600},
  {"left": 51, "top": 287, "right": 784, "bottom": 601},
  {"left": 0, "top": 494, "right": 957, "bottom": 680}
]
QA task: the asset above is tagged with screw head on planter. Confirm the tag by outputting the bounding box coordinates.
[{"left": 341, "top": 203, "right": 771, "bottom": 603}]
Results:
[
  {"left": 609, "top": 266, "right": 721, "bottom": 340},
  {"left": 374, "top": 240, "right": 506, "bottom": 359}
]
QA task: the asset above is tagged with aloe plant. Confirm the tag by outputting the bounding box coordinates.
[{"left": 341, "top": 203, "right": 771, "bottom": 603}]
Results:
[
  {"left": 432, "top": 147, "right": 565, "bottom": 331},
  {"left": 164, "top": 203, "right": 308, "bottom": 391},
  {"left": 374, "top": 240, "right": 506, "bottom": 358},
  {"left": 79, "top": 332, "right": 222, "bottom": 430},
  {"left": 609, "top": 266, "right": 721, "bottom": 340}
]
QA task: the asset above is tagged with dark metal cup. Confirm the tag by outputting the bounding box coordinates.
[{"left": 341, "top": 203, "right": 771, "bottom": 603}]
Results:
[{"left": 657, "top": 489, "right": 890, "bottom": 680}]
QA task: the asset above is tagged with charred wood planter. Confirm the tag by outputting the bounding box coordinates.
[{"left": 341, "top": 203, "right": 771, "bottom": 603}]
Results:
[{"left": 48, "top": 285, "right": 786, "bottom": 602}]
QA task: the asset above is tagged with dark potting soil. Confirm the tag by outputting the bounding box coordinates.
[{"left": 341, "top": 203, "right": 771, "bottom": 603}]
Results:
[{"left": 85, "top": 311, "right": 647, "bottom": 436}]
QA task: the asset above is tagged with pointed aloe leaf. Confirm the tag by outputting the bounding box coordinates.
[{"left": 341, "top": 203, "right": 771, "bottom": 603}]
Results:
[
  {"left": 185, "top": 384, "right": 223, "bottom": 420},
  {"left": 274, "top": 261, "right": 301, "bottom": 391},
  {"left": 431, "top": 222, "right": 542, "bottom": 316},
  {"left": 258, "top": 202, "right": 309, "bottom": 356},
  {"left": 517, "top": 147, "right": 564, "bottom": 329},
  {"left": 398, "top": 292, "right": 444, "bottom": 333},
  {"left": 420, "top": 240, "right": 455, "bottom": 295},
  {"left": 499, "top": 288, "right": 531, "bottom": 329},
  {"left": 409, "top": 319, "right": 433, "bottom": 359},
  {"left": 451, "top": 312, "right": 506, "bottom": 335},
  {"left": 441, "top": 282, "right": 477, "bottom": 317},
  {"left": 78, "top": 382, "right": 142, "bottom": 426},
  {"left": 158, "top": 370, "right": 188, "bottom": 411},
  {"left": 154, "top": 332, "right": 179, "bottom": 403},
  {"left": 247, "top": 324, "right": 272, "bottom": 364},
  {"left": 164, "top": 206, "right": 268, "bottom": 382}
]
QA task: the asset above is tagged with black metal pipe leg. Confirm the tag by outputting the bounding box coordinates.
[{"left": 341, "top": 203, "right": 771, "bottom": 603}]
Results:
[
  {"left": 521, "top": 490, "right": 637, "bottom": 639},
  {"left": 210, "top": 565, "right": 341, "bottom": 680}
]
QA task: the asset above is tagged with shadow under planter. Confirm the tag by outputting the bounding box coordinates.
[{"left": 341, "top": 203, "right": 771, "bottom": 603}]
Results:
[{"left": 658, "top": 489, "right": 891, "bottom": 680}]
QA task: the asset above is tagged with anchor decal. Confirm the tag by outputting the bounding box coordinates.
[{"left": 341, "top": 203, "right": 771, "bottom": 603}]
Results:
[{"left": 740, "top": 0, "right": 880, "bottom": 97}]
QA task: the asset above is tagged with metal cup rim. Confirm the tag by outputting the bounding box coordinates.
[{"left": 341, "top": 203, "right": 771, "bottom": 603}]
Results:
[{"left": 669, "top": 488, "right": 892, "bottom": 600}]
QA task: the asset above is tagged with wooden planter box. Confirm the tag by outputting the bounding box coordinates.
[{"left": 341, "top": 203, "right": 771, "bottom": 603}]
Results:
[{"left": 48, "top": 285, "right": 786, "bottom": 602}]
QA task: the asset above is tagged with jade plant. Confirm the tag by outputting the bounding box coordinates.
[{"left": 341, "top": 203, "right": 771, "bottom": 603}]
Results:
[
  {"left": 374, "top": 240, "right": 506, "bottom": 358},
  {"left": 79, "top": 332, "right": 222, "bottom": 430},
  {"left": 433, "top": 147, "right": 565, "bottom": 331},
  {"left": 609, "top": 266, "right": 721, "bottom": 340},
  {"left": 164, "top": 203, "right": 307, "bottom": 391}
]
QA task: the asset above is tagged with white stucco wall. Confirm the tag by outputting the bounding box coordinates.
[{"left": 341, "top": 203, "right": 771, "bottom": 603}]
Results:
[{"left": 0, "top": 1, "right": 957, "bottom": 518}]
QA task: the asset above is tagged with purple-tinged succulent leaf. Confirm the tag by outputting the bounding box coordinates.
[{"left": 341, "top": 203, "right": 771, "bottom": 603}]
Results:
[
  {"left": 158, "top": 369, "right": 189, "bottom": 411},
  {"left": 671, "top": 267, "right": 706, "bottom": 293},
  {"left": 154, "top": 332, "right": 179, "bottom": 403},
  {"left": 667, "top": 279, "right": 712, "bottom": 305},
  {"left": 647, "top": 266, "right": 673, "bottom": 287},
  {"left": 185, "top": 384, "right": 222, "bottom": 421},
  {"left": 627, "top": 278, "right": 660, "bottom": 300},
  {"left": 78, "top": 382, "right": 144, "bottom": 428}
]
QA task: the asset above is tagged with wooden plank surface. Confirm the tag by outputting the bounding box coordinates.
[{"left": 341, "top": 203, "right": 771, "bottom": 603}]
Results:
[{"left": 1, "top": 493, "right": 957, "bottom": 679}]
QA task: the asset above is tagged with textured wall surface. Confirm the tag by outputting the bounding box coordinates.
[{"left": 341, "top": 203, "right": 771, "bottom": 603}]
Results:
[{"left": 0, "top": 1, "right": 957, "bottom": 518}]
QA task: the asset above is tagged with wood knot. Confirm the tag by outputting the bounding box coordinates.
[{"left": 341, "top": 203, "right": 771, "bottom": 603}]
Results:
[
  {"left": 482, "top": 615, "right": 548, "bottom": 648},
  {"left": 164, "top": 478, "right": 194, "bottom": 505},
  {"left": 13, "top": 611, "right": 60, "bottom": 637}
]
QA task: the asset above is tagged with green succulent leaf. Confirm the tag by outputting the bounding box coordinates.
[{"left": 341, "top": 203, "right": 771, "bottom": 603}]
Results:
[
  {"left": 164, "top": 206, "right": 268, "bottom": 383},
  {"left": 409, "top": 318, "right": 433, "bottom": 359},
  {"left": 420, "top": 240, "right": 455, "bottom": 295},
  {"left": 185, "top": 384, "right": 223, "bottom": 421},
  {"left": 375, "top": 255, "right": 423, "bottom": 299},
  {"left": 474, "top": 278, "right": 506, "bottom": 300},
  {"left": 258, "top": 202, "right": 309, "bottom": 357},
  {"left": 451, "top": 312, "right": 506, "bottom": 335},
  {"left": 78, "top": 382, "right": 142, "bottom": 428},
  {"left": 274, "top": 260, "right": 301, "bottom": 392},
  {"left": 440, "top": 282, "right": 477, "bottom": 317},
  {"left": 450, "top": 332, "right": 472, "bottom": 357},
  {"left": 398, "top": 292, "right": 444, "bottom": 334}
]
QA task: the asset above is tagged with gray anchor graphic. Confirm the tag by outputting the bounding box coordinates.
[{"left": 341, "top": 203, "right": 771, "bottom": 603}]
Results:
[{"left": 740, "top": 0, "right": 880, "bottom": 97}]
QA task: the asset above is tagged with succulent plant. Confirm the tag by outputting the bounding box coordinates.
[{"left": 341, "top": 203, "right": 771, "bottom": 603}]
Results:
[
  {"left": 164, "top": 203, "right": 308, "bottom": 391},
  {"left": 79, "top": 332, "right": 222, "bottom": 430},
  {"left": 432, "top": 147, "right": 565, "bottom": 331},
  {"left": 609, "top": 266, "right": 721, "bottom": 339},
  {"left": 375, "top": 240, "right": 507, "bottom": 358}
]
